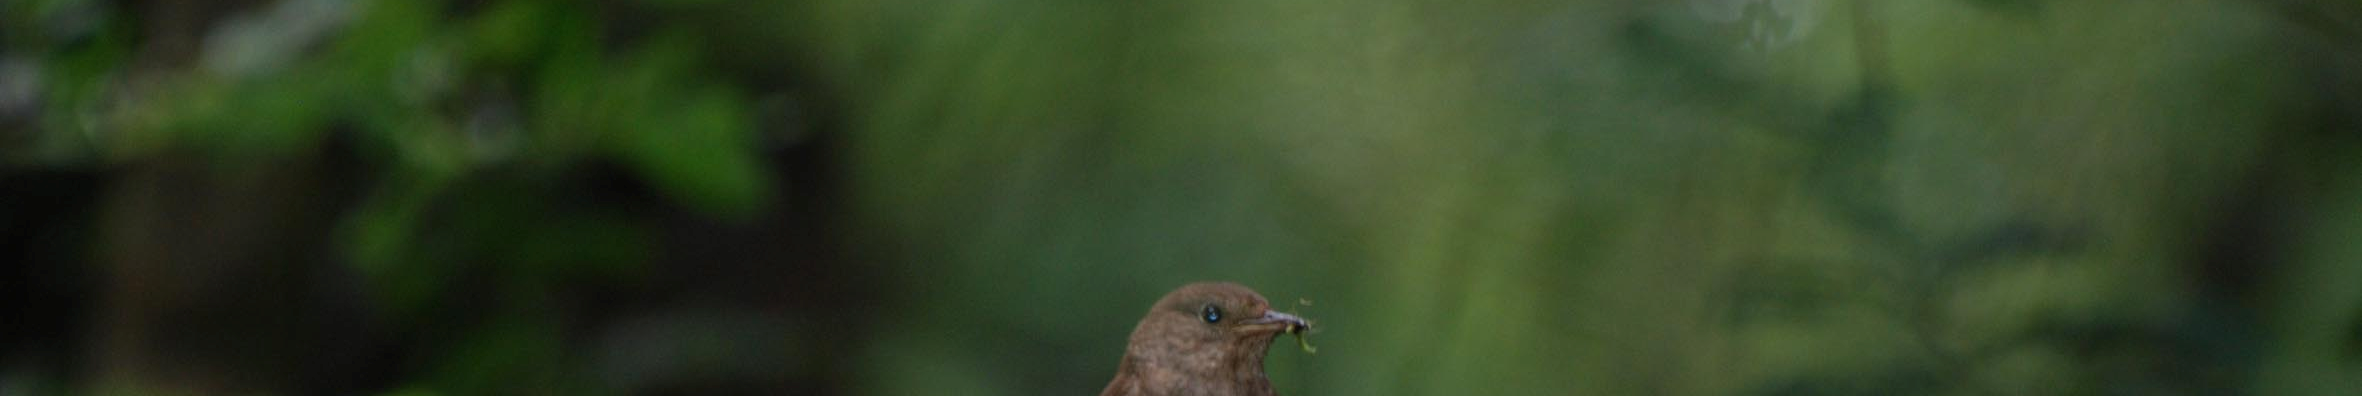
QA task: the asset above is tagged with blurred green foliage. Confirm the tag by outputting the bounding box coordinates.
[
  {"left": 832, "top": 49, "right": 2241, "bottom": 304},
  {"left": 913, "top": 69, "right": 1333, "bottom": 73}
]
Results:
[{"left": 3, "top": 0, "right": 2361, "bottom": 395}]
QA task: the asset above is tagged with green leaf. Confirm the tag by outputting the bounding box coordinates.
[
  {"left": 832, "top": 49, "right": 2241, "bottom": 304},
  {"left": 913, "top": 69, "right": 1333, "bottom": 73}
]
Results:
[
  {"left": 611, "top": 87, "right": 768, "bottom": 217},
  {"left": 597, "top": 36, "right": 769, "bottom": 217}
]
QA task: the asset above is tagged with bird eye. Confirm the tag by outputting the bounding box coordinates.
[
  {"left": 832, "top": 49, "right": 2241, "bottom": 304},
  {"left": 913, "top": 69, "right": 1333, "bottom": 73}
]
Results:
[{"left": 1202, "top": 304, "right": 1222, "bottom": 323}]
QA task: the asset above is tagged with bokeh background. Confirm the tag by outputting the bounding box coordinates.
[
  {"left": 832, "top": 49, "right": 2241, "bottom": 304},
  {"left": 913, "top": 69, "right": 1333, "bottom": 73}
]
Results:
[{"left": 5, "top": 0, "right": 2362, "bottom": 394}]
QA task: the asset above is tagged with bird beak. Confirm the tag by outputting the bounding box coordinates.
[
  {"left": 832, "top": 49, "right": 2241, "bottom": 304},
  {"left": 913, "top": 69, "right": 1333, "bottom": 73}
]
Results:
[{"left": 1247, "top": 311, "right": 1311, "bottom": 334}]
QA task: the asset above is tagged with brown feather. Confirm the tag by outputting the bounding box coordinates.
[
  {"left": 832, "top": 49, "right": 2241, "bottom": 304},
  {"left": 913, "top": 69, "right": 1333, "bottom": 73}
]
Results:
[{"left": 1101, "top": 282, "right": 1308, "bottom": 396}]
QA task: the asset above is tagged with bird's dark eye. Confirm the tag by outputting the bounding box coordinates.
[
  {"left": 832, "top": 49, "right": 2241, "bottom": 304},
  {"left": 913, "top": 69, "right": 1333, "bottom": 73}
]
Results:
[{"left": 1202, "top": 304, "right": 1222, "bottom": 323}]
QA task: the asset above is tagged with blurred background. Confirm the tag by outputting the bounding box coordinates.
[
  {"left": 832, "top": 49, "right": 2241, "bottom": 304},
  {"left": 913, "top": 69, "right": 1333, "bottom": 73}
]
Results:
[{"left": 4, "top": 0, "right": 2361, "bottom": 394}]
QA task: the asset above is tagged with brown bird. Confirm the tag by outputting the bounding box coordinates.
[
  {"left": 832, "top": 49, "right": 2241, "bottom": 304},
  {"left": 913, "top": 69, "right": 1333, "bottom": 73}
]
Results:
[{"left": 1101, "top": 282, "right": 1311, "bottom": 396}]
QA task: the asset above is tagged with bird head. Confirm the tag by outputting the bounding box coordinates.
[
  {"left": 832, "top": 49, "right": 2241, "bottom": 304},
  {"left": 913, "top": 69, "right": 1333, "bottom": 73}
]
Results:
[
  {"left": 1125, "top": 283, "right": 1309, "bottom": 372},
  {"left": 1106, "top": 282, "right": 1312, "bottom": 396},
  {"left": 1156, "top": 282, "right": 1308, "bottom": 338}
]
